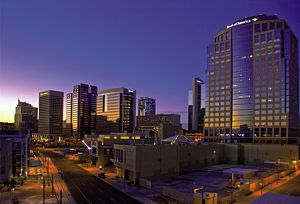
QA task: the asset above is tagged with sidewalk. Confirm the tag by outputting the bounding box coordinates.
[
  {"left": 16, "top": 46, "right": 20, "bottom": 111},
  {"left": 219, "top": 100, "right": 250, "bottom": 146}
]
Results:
[
  {"left": 78, "top": 164, "right": 158, "bottom": 204},
  {"left": 236, "top": 170, "right": 300, "bottom": 204},
  {"left": 0, "top": 175, "right": 57, "bottom": 204},
  {"left": 41, "top": 153, "right": 76, "bottom": 204}
]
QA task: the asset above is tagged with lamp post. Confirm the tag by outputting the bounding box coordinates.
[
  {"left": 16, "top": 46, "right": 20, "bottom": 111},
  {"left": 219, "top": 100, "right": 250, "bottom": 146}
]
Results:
[
  {"left": 42, "top": 176, "right": 45, "bottom": 204},
  {"left": 51, "top": 174, "right": 54, "bottom": 197},
  {"left": 259, "top": 182, "right": 263, "bottom": 195},
  {"left": 123, "top": 176, "right": 126, "bottom": 192},
  {"left": 194, "top": 186, "right": 204, "bottom": 204}
]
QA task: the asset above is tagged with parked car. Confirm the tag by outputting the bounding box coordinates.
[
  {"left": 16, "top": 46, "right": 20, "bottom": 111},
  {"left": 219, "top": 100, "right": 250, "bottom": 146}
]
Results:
[{"left": 98, "top": 173, "right": 106, "bottom": 178}]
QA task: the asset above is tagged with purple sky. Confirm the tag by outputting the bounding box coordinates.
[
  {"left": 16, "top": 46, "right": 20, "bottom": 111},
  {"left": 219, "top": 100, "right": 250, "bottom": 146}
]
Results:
[{"left": 1, "top": 0, "right": 300, "bottom": 125}]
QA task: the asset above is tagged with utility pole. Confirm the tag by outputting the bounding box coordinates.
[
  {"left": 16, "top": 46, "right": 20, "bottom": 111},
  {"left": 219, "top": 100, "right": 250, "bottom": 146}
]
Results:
[
  {"left": 60, "top": 190, "right": 62, "bottom": 204},
  {"left": 42, "top": 177, "right": 45, "bottom": 204},
  {"left": 47, "top": 157, "right": 50, "bottom": 186},
  {"left": 51, "top": 174, "right": 54, "bottom": 196}
]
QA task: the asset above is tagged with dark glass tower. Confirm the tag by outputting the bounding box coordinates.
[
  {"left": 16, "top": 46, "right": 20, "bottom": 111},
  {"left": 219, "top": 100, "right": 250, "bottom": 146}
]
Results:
[
  {"left": 204, "top": 15, "right": 299, "bottom": 144},
  {"left": 138, "top": 97, "right": 156, "bottom": 116},
  {"left": 188, "top": 77, "right": 204, "bottom": 131},
  {"left": 38, "top": 90, "right": 64, "bottom": 137},
  {"left": 68, "top": 84, "right": 98, "bottom": 139}
]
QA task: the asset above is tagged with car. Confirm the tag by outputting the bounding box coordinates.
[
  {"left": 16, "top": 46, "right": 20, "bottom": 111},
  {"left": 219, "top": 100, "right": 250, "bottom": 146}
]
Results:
[{"left": 98, "top": 173, "right": 106, "bottom": 178}]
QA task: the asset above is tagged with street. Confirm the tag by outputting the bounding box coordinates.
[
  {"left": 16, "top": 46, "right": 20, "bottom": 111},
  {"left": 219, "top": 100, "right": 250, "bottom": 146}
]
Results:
[{"left": 43, "top": 150, "right": 141, "bottom": 204}]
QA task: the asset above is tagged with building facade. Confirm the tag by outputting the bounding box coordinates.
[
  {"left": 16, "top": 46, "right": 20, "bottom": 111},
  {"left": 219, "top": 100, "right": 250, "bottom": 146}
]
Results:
[
  {"left": 113, "top": 143, "right": 298, "bottom": 184},
  {"left": 136, "top": 114, "right": 182, "bottom": 140},
  {"left": 14, "top": 99, "right": 38, "bottom": 135},
  {"left": 66, "top": 84, "right": 98, "bottom": 139},
  {"left": 66, "top": 93, "right": 73, "bottom": 136},
  {"left": 138, "top": 97, "right": 156, "bottom": 116},
  {"left": 83, "top": 133, "right": 152, "bottom": 167},
  {"left": 0, "top": 134, "right": 29, "bottom": 178},
  {"left": 188, "top": 77, "right": 205, "bottom": 131},
  {"left": 96, "top": 88, "right": 136, "bottom": 134},
  {"left": 0, "top": 122, "right": 17, "bottom": 135},
  {"left": 0, "top": 138, "right": 13, "bottom": 183},
  {"left": 38, "top": 90, "right": 64, "bottom": 137},
  {"left": 204, "top": 14, "right": 299, "bottom": 144}
]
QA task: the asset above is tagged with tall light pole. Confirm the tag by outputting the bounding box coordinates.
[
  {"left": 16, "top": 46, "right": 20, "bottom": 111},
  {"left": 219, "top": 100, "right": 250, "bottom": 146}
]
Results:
[
  {"left": 259, "top": 182, "right": 263, "bottom": 195},
  {"left": 42, "top": 177, "right": 45, "bottom": 204},
  {"left": 51, "top": 174, "right": 54, "bottom": 197},
  {"left": 194, "top": 186, "right": 204, "bottom": 204}
]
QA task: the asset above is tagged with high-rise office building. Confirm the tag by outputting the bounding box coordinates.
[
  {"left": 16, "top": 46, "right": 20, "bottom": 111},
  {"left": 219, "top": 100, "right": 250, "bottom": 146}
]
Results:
[
  {"left": 188, "top": 77, "right": 204, "bottom": 131},
  {"left": 67, "top": 84, "right": 98, "bottom": 139},
  {"left": 96, "top": 88, "right": 136, "bottom": 134},
  {"left": 66, "top": 93, "right": 73, "bottom": 136},
  {"left": 204, "top": 14, "right": 299, "bottom": 144},
  {"left": 138, "top": 97, "right": 156, "bottom": 116},
  {"left": 14, "top": 99, "right": 38, "bottom": 134},
  {"left": 38, "top": 90, "right": 64, "bottom": 137}
]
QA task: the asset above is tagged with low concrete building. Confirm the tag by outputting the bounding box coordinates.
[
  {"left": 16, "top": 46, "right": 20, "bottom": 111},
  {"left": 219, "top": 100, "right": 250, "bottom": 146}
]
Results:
[
  {"left": 113, "top": 143, "right": 299, "bottom": 184},
  {"left": 83, "top": 133, "right": 153, "bottom": 167},
  {"left": 0, "top": 138, "right": 13, "bottom": 183},
  {"left": 113, "top": 143, "right": 223, "bottom": 183},
  {"left": 0, "top": 134, "right": 30, "bottom": 178}
]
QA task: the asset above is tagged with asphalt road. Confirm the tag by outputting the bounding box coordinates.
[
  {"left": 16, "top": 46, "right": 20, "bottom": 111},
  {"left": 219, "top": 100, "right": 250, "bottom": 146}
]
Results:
[{"left": 43, "top": 151, "right": 141, "bottom": 204}]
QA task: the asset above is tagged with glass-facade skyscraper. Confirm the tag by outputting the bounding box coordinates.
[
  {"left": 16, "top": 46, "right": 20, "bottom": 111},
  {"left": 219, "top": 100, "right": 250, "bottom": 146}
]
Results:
[
  {"left": 138, "top": 97, "right": 156, "bottom": 116},
  {"left": 96, "top": 88, "right": 136, "bottom": 134},
  {"left": 188, "top": 77, "right": 204, "bottom": 131},
  {"left": 66, "top": 84, "right": 97, "bottom": 139},
  {"left": 204, "top": 15, "right": 299, "bottom": 144},
  {"left": 38, "top": 90, "right": 64, "bottom": 137}
]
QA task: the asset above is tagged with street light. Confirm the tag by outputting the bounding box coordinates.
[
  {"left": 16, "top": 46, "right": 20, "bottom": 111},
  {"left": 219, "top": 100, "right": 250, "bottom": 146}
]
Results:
[
  {"left": 194, "top": 186, "right": 204, "bottom": 204},
  {"left": 259, "top": 182, "right": 263, "bottom": 195},
  {"left": 42, "top": 176, "right": 46, "bottom": 204}
]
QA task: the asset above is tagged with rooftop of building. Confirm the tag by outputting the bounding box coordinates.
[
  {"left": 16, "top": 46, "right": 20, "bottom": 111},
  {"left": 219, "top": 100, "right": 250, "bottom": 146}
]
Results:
[
  {"left": 17, "top": 99, "right": 36, "bottom": 108},
  {"left": 98, "top": 87, "right": 135, "bottom": 94},
  {"left": 150, "top": 164, "right": 283, "bottom": 201},
  {"left": 162, "top": 135, "right": 194, "bottom": 144},
  {"left": 215, "top": 14, "right": 290, "bottom": 36},
  {"left": 39, "top": 90, "right": 64, "bottom": 96}
]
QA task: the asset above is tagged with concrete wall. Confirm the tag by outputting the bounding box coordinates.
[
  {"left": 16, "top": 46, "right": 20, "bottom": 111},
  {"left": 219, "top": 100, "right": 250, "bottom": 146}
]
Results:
[
  {"left": 162, "top": 186, "right": 192, "bottom": 204},
  {"left": 136, "top": 145, "right": 178, "bottom": 179},
  {"left": 241, "top": 144, "right": 298, "bottom": 164},
  {"left": 222, "top": 144, "right": 239, "bottom": 164},
  {"left": 113, "top": 143, "right": 299, "bottom": 184},
  {"left": 179, "top": 144, "right": 223, "bottom": 172}
]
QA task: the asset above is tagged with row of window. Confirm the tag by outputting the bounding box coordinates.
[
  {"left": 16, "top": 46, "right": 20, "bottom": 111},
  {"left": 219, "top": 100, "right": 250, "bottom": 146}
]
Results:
[
  {"left": 254, "top": 22, "right": 283, "bottom": 33},
  {"left": 208, "top": 106, "right": 231, "bottom": 111},
  {"left": 215, "top": 31, "right": 231, "bottom": 43},
  {"left": 254, "top": 122, "right": 287, "bottom": 126},
  {"left": 215, "top": 41, "right": 231, "bottom": 52},
  {"left": 205, "top": 123, "right": 231, "bottom": 128},
  {"left": 254, "top": 115, "right": 286, "bottom": 120},
  {"left": 206, "top": 118, "right": 231, "bottom": 122}
]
